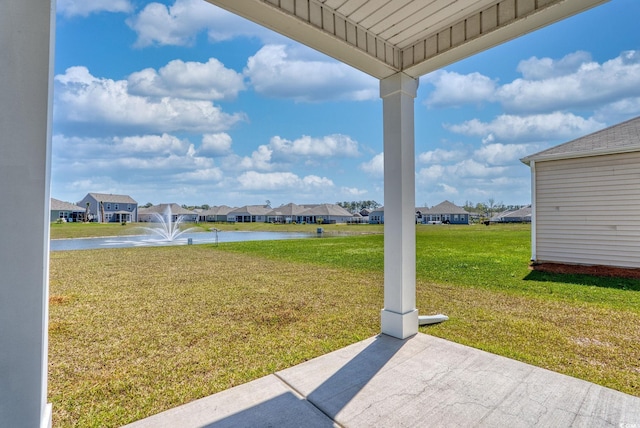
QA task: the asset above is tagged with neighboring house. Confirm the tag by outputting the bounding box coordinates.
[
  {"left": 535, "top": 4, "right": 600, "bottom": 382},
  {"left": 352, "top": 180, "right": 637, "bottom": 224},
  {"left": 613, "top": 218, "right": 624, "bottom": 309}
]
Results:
[
  {"left": 50, "top": 198, "right": 86, "bottom": 222},
  {"left": 350, "top": 212, "right": 365, "bottom": 224},
  {"left": 299, "top": 204, "right": 354, "bottom": 224},
  {"left": 266, "top": 203, "right": 308, "bottom": 223},
  {"left": 198, "top": 205, "right": 235, "bottom": 222},
  {"left": 490, "top": 206, "right": 532, "bottom": 223},
  {"left": 359, "top": 208, "right": 371, "bottom": 223},
  {"left": 521, "top": 115, "right": 640, "bottom": 270},
  {"left": 138, "top": 203, "right": 198, "bottom": 223},
  {"left": 419, "top": 200, "right": 470, "bottom": 224},
  {"left": 369, "top": 207, "right": 384, "bottom": 224},
  {"left": 78, "top": 193, "right": 137, "bottom": 223},
  {"left": 228, "top": 205, "right": 272, "bottom": 223}
]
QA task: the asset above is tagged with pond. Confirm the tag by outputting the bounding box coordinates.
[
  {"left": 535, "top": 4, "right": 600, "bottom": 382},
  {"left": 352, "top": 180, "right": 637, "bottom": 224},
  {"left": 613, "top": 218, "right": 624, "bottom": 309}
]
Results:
[{"left": 50, "top": 231, "right": 316, "bottom": 251}]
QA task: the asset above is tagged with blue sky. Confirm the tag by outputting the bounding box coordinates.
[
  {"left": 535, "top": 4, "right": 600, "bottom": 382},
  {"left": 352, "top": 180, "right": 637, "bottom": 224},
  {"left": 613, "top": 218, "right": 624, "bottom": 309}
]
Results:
[{"left": 52, "top": 0, "right": 640, "bottom": 208}]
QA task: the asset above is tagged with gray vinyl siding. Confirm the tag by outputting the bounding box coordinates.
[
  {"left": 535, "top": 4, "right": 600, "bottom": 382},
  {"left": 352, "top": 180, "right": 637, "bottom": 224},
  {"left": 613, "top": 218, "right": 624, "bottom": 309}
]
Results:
[{"left": 534, "top": 151, "right": 640, "bottom": 268}]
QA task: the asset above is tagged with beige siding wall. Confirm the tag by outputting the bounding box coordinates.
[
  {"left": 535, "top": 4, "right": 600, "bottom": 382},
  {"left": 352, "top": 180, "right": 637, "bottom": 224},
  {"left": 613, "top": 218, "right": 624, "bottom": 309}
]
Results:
[{"left": 535, "top": 151, "right": 640, "bottom": 268}]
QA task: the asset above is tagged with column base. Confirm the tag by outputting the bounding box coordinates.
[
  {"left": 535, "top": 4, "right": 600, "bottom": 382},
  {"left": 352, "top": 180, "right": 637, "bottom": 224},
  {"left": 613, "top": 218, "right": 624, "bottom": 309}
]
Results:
[
  {"left": 381, "top": 308, "right": 419, "bottom": 339},
  {"left": 41, "top": 403, "right": 52, "bottom": 428}
]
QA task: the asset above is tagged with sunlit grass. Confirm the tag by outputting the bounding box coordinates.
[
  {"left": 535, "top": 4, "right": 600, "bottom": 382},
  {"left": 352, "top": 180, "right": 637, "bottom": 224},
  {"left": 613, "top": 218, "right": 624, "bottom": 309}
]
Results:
[{"left": 48, "top": 224, "right": 640, "bottom": 427}]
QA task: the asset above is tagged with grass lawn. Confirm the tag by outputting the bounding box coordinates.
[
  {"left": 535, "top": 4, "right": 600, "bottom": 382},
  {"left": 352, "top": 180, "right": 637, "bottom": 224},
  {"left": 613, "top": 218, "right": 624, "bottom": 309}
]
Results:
[{"left": 48, "top": 224, "right": 640, "bottom": 427}]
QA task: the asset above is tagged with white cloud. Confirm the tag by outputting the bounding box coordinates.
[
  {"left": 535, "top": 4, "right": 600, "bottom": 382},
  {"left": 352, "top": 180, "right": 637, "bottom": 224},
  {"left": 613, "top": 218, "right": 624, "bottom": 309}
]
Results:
[
  {"left": 423, "top": 70, "right": 497, "bottom": 108},
  {"left": 360, "top": 153, "right": 384, "bottom": 177},
  {"left": 173, "top": 168, "right": 224, "bottom": 182},
  {"left": 269, "top": 134, "right": 360, "bottom": 159},
  {"left": 516, "top": 51, "right": 592, "bottom": 80},
  {"left": 128, "top": 59, "right": 245, "bottom": 101},
  {"left": 245, "top": 45, "right": 378, "bottom": 102},
  {"left": 237, "top": 171, "right": 333, "bottom": 191},
  {"left": 498, "top": 50, "right": 640, "bottom": 113},
  {"left": 200, "top": 133, "right": 232, "bottom": 156},
  {"left": 127, "top": 0, "right": 272, "bottom": 47},
  {"left": 57, "top": 0, "right": 132, "bottom": 17},
  {"left": 341, "top": 187, "right": 367, "bottom": 196},
  {"left": 451, "top": 159, "right": 508, "bottom": 178},
  {"left": 54, "top": 66, "right": 245, "bottom": 135},
  {"left": 238, "top": 133, "right": 361, "bottom": 171},
  {"left": 114, "top": 134, "right": 190, "bottom": 154},
  {"left": 239, "top": 145, "right": 274, "bottom": 171},
  {"left": 473, "top": 143, "right": 536, "bottom": 166},
  {"left": 418, "top": 148, "right": 466, "bottom": 164},
  {"left": 52, "top": 133, "right": 215, "bottom": 173},
  {"left": 446, "top": 112, "right": 605, "bottom": 143},
  {"left": 420, "top": 51, "right": 640, "bottom": 121},
  {"left": 438, "top": 183, "right": 459, "bottom": 196},
  {"left": 594, "top": 96, "right": 640, "bottom": 123},
  {"left": 416, "top": 165, "right": 445, "bottom": 183}
]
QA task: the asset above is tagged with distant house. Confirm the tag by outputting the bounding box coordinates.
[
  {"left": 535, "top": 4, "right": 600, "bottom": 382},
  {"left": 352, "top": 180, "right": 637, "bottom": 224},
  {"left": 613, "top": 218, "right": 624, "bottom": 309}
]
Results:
[
  {"left": 419, "top": 201, "right": 469, "bottom": 224},
  {"left": 521, "top": 115, "right": 640, "bottom": 270},
  {"left": 77, "top": 193, "right": 137, "bottom": 223},
  {"left": 138, "top": 203, "right": 198, "bottom": 223},
  {"left": 50, "top": 198, "right": 86, "bottom": 222},
  {"left": 198, "top": 205, "right": 235, "bottom": 222},
  {"left": 266, "top": 203, "right": 308, "bottom": 223},
  {"left": 228, "top": 205, "right": 272, "bottom": 223},
  {"left": 490, "top": 206, "right": 532, "bottom": 223},
  {"left": 299, "top": 204, "right": 354, "bottom": 224},
  {"left": 369, "top": 207, "right": 384, "bottom": 224}
]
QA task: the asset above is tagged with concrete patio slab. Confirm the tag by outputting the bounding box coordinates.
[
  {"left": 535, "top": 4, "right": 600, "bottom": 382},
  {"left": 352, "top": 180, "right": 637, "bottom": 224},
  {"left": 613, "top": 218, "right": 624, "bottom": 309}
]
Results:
[
  {"left": 125, "top": 333, "right": 640, "bottom": 427},
  {"left": 123, "top": 374, "right": 335, "bottom": 428}
]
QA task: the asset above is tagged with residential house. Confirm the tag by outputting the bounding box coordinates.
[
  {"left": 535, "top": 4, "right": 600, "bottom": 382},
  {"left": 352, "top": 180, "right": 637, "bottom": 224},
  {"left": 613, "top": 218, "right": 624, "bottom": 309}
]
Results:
[
  {"left": 227, "top": 205, "right": 272, "bottom": 223},
  {"left": 521, "top": 115, "right": 640, "bottom": 270},
  {"left": 138, "top": 203, "right": 198, "bottom": 223},
  {"left": 78, "top": 193, "right": 137, "bottom": 223},
  {"left": 490, "top": 206, "right": 532, "bottom": 223},
  {"left": 198, "top": 205, "right": 235, "bottom": 222},
  {"left": 266, "top": 203, "right": 308, "bottom": 223},
  {"left": 369, "top": 207, "right": 384, "bottom": 224},
  {"left": 50, "top": 198, "right": 86, "bottom": 222},
  {"left": 419, "top": 201, "right": 470, "bottom": 224},
  {"left": 299, "top": 204, "right": 354, "bottom": 224}
]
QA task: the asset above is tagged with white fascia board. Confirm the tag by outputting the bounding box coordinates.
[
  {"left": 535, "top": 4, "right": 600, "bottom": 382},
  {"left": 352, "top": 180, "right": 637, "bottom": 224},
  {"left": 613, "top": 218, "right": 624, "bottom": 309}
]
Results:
[
  {"left": 404, "top": 0, "right": 609, "bottom": 78},
  {"left": 206, "top": 0, "right": 399, "bottom": 79},
  {"left": 521, "top": 144, "right": 640, "bottom": 165}
]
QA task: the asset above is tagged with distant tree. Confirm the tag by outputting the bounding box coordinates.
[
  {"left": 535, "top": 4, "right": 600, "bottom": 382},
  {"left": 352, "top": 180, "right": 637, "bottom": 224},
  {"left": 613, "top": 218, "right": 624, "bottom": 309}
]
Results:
[
  {"left": 486, "top": 198, "right": 496, "bottom": 219},
  {"left": 265, "top": 200, "right": 271, "bottom": 208},
  {"left": 337, "top": 200, "right": 380, "bottom": 212},
  {"left": 201, "top": 204, "right": 210, "bottom": 210},
  {"left": 143, "top": 202, "right": 153, "bottom": 208}
]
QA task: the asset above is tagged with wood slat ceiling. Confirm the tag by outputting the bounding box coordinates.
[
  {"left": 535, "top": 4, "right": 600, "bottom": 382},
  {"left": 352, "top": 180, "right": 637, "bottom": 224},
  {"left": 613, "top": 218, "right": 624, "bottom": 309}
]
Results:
[{"left": 206, "top": 0, "right": 608, "bottom": 79}]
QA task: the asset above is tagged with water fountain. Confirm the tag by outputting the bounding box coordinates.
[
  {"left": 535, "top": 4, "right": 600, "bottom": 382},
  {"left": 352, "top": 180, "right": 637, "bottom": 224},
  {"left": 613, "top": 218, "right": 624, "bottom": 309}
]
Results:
[{"left": 139, "top": 206, "right": 199, "bottom": 242}]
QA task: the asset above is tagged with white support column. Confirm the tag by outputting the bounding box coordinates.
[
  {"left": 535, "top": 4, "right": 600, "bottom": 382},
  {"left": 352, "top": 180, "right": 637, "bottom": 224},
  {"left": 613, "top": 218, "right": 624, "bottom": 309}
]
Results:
[
  {"left": 380, "top": 73, "right": 419, "bottom": 339},
  {"left": 0, "top": 1, "right": 55, "bottom": 427}
]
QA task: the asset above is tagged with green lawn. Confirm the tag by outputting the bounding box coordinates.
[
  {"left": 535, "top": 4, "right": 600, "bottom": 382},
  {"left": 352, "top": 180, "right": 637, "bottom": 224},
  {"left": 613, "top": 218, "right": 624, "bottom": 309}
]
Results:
[{"left": 48, "top": 224, "right": 640, "bottom": 427}]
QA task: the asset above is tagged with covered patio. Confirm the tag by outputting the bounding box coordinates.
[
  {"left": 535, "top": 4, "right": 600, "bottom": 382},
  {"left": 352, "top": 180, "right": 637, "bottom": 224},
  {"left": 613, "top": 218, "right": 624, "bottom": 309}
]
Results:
[{"left": 0, "top": 1, "right": 621, "bottom": 427}]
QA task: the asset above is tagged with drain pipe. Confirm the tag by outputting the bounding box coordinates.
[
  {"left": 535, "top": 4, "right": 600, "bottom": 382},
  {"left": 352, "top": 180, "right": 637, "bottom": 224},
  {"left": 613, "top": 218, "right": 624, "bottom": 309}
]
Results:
[{"left": 418, "top": 314, "right": 449, "bottom": 325}]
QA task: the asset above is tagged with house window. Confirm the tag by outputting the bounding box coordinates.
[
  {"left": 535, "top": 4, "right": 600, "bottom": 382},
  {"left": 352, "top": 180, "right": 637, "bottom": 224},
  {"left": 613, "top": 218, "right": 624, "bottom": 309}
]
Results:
[
  {"left": 127, "top": 204, "right": 131, "bottom": 211},
  {"left": 114, "top": 204, "right": 119, "bottom": 210},
  {"left": 106, "top": 203, "right": 111, "bottom": 210}
]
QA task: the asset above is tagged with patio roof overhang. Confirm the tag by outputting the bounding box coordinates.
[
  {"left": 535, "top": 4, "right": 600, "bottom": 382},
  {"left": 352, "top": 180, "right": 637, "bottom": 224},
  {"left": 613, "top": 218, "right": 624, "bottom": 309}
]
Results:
[{"left": 206, "top": 0, "right": 608, "bottom": 80}]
